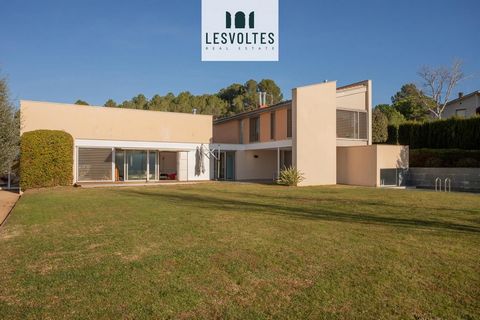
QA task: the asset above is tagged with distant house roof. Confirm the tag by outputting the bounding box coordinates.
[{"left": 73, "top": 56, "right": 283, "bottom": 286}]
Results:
[{"left": 446, "top": 90, "right": 480, "bottom": 106}]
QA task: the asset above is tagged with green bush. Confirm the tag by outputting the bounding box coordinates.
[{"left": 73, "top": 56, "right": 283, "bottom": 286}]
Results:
[
  {"left": 20, "top": 130, "right": 74, "bottom": 190},
  {"left": 409, "top": 149, "right": 480, "bottom": 168},
  {"left": 386, "top": 125, "right": 399, "bottom": 145},
  {"left": 278, "top": 166, "right": 305, "bottom": 186},
  {"left": 394, "top": 117, "right": 480, "bottom": 149},
  {"left": 372, "top": 108, "right": 388, "bottom": 143}
]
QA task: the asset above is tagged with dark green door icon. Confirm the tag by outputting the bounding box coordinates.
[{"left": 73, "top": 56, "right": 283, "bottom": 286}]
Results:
[
  {"left": 235, "top": 12, "right": 245, "bottom": 28},
  {"left": 226, "top": 12, "right": 232, "bottom": 29},
  {"left": 249, "top": 12, "right": 254, "bottom": 28}
]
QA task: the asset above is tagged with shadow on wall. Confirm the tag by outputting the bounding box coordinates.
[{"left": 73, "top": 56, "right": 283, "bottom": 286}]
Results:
[
  {"left": 397, "top": 147, "right": 409, "bottom": 169},
  {"left": 116, "top": 188, "right": 480, "bottom": 234},
  {"left": 195, "top": 146, "right": 207, "bottom": 177}
]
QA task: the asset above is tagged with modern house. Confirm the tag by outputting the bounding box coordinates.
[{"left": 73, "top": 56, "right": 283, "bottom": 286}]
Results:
[
  {"left": 213, "top": 80, "right": 408, "bottom": 186},
  {"left": 442, "top": 91, "right": 480, "bottom": 118},
  {"left": 20, "top": 80, "right": 408, "bottom": 187}
]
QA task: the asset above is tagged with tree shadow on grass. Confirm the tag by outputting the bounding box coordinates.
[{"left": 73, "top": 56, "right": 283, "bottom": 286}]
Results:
[
  {"left": 206, "top": 189, "right": 480, "bottom": 216},
  {"left": 116, "top": 189, "right": 480, "bottom": 234}
]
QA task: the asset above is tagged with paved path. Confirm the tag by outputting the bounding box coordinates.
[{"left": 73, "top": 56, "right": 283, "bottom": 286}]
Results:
[{"left": 0, "top": 191, "right": 20, "bottom": 226}]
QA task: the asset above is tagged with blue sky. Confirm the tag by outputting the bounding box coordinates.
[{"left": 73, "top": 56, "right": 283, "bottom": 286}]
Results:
[{"left": 1, "top": 0, "right": 479, "bottom": 107}]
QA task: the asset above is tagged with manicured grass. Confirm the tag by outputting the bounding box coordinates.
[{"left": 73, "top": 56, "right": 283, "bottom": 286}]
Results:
[{"left": 0, "top": 183, "right": 479, "bottom": 319}]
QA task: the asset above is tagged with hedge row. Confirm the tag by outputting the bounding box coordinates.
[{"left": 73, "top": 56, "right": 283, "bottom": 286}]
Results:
[
  {"left": 20, "top": 130, "right": 73, "bottom": 190},
  {"left": 410, "top": 149, "right": 480, "bottom": 168},
  {"left": 387, "top": 117, "right": 480, "bottom": 149}
]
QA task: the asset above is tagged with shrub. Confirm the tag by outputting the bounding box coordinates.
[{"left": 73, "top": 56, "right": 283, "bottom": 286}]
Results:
[
  {"left": 372, "top": 108, "right": 388, "bottom": 143},
  {"left": 409, "top": 149, "right": 480, "bottom": 168},
  {"left": 394, "top": 117, "right": 480, "bottom": 149},
  {"left": 278, "top": 166, "right": 305, "bottom": 186},
  {"left": 386, "top": 125, "right": 399, "bottom": 145},
  {"left": 20, "top": 130, "right": 74, "bottom": 190}
]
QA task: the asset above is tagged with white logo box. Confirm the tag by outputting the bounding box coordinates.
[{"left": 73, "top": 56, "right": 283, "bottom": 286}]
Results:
[{"left": 202, "top": 0, "right": 279, "bottom": 61}]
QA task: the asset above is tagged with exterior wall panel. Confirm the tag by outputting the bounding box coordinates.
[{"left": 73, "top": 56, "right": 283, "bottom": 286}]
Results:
[
  {"left": 213, "top": 120, "right": 240, "bottom": 144},
  {"left": 21, "top": 101, "right": 212, "bottom": 144},
  {"left": 293, "top": 82, "right": 337, "bottom": 186}
]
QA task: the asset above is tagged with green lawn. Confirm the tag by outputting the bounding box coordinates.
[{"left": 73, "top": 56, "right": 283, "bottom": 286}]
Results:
[{"left": 0, "top": 183, "right": 479, "bottom": 319}]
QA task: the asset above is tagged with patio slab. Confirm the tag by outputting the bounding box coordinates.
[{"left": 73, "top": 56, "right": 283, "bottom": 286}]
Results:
[{"left": 0, "top": 191, "right": 20, "bottom": 226}]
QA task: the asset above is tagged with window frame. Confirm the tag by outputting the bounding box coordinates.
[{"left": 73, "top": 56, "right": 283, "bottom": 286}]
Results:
[
  {"left": 336, "top": 108, "right": 368, "bottom": 141},
  {"left": 249, "top": 116, "right": 260, "bottom": 143}
]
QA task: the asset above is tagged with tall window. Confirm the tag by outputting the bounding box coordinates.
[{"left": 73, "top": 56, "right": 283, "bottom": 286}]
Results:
[
  {"left": 249, "top": 117, "right": 260, "bottom": 142},
  {"left": 239, "top": 120, "right": 244, "bottom": 144},
  {"left": 270, "top": 112, "right": 276, "bottom": 140},
  {"left": 287, "top": 109, "right": 292, "bottom": 138},
  {"left": 336, "top": 110, "right": 368, "bottom": 140}
]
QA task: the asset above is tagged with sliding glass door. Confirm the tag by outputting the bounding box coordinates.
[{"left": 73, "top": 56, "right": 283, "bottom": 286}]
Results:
[
  {"left": 114, "top": 150, "right": 160, "bottom": 181},
  {"left": 214, "top": 151, "right": 235, "bottom": 181},
  {"left": 127, "top": 150, "right": 147, "bottom": 180}
]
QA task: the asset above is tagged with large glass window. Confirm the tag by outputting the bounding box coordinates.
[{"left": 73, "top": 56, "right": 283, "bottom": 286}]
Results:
[
  {"left": 127, "top": 150, "right": 147, "bottom": 180},
  {"left": 249, "top": 117, "right": 260, "bottom": 143},
  {"left": 337, "top": 110, "right": 368, "bottom": 140},
  {"left": 78, "top": 148, "right": 112, "bottom": 181}
]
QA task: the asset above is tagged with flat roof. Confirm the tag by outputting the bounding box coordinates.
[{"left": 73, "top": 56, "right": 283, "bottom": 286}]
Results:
[
  {"left": 20, "top": 100, "right": 213, "bottom": 119},
  {"left": 214, "top": 100, "right": 292, "bottom": 125}
]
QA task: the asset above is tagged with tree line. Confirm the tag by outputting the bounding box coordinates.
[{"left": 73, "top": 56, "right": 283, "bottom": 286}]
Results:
[{"left": 75, "top": 79, "right": 283, "bottom": 118}]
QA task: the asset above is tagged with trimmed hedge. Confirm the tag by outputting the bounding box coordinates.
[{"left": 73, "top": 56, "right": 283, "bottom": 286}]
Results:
[
  {"left": 387, "top": 117, "right": 480, "bottom": 149},
  {"left": 20, "top": 130, "right": 73, "bottom": 190},
  {"left": 386, "top": 125, "right": 399, "bottom": 145},
  {"left": 410, "top": 149, "right": 480, "bottom": 168}
]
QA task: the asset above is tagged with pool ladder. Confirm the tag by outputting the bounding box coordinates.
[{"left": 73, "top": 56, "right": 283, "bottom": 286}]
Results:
[{"left": 435, "top": 177, "right": 451, "bottom": 192}]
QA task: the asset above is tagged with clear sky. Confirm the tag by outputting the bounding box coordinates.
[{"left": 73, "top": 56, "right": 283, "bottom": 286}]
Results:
[{"left": 1, "top": 0, "right": 479, "bottom": 107}]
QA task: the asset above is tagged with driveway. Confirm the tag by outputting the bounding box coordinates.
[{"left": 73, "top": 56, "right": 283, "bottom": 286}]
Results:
[{"left": 0, "top": 191, "right": 20, "bottom": 225}]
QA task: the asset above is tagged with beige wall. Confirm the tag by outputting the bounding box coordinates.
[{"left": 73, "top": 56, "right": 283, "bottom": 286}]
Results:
[
  {"left": 21, "top": 100, "right": 212, "bottom": 144},
  {"left": 275, "top": 108, "right": 289, "bottom": 140},
  {"left": 293, "top": 82, "right": 337, "bottom": 186},
  {"left": 336, "top": 88, "right": 368, "bottom": 111},
  {"left": 336, "top": 80, "right": 372, "bottom": 146},
  {"left": 337, "top": 145, "right": 409, "bottom": 187},
  {"left": 259, "top": 112, "right": 271, "bottom": 142},
  {"left": 212, "top": 120, "right": 240, "bottom": 144},
  {"left": 337, "top": 146, "right": 377, "bottom": 187},
  {"left": 235, "top": 150, "right": 277, "bottom": 180}
]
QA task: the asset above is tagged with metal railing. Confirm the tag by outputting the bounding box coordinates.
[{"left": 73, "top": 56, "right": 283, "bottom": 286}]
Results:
[{"left": 435, "top": 177, "right": 452, "bottom": 192}]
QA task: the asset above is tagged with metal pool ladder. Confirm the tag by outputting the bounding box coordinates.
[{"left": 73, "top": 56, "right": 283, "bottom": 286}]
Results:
[
  {"left": 444, "top": 178, "right": 451, "bottom": 193},
  {"left": 435, "top": 177, "right": 451, "bottom": 192},
  {"left": 435, "top": 177, "right": 442, "bottom": 192}
]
